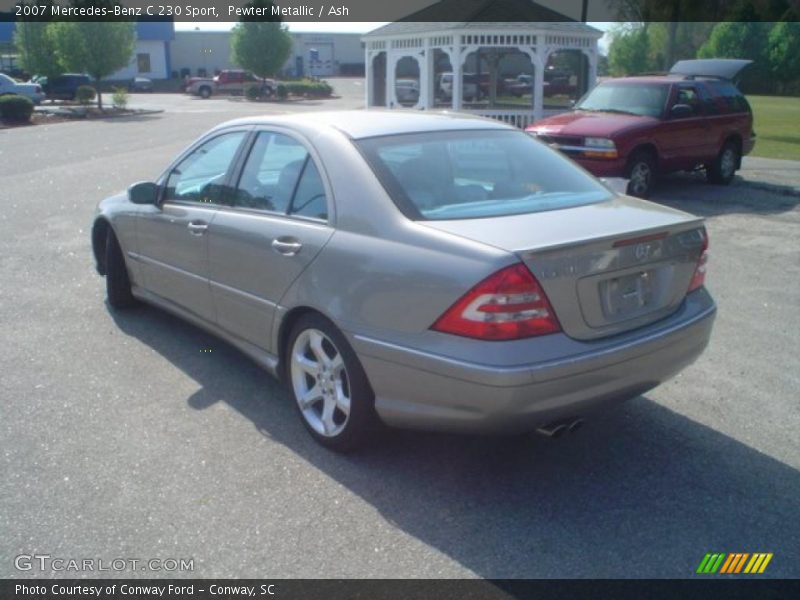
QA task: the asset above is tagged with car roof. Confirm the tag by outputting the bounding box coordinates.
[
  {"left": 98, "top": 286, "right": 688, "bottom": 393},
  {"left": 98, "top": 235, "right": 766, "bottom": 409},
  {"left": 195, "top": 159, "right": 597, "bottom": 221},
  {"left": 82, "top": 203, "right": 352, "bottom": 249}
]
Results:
[{"left": 216, "top": 110, "right": 513, "bottom": 140}]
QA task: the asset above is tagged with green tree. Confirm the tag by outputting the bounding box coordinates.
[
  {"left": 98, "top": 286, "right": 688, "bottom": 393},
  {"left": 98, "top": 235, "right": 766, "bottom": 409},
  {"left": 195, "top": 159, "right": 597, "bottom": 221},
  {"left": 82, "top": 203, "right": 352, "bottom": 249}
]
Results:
[
  {"left": 230, "top": 1, "right": 292, "bottom": 79},
  {"left": 698, "top": 18, "right": 772, "bottom": 92},
  {"left": 608, "top": 25, "right": 653, "bottom": 76},
  {"left": 767, "top": 22, "right": 800, "bottom": 93},
  {"left": 646, "top": 22, "right": 715, "bottom": 71},
  {"left": 50, "top": 20, "right": 135, "bottom": 109},
  {"left": 12, "top": 1, "right": 61, "bottom": 79}
]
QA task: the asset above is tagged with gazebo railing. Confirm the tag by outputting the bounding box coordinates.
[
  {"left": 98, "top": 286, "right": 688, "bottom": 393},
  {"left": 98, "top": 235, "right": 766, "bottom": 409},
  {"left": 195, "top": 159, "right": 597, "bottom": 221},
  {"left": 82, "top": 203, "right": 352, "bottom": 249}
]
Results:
[
  {"left": 467, "top": 108, "right": 570, "bottom": 129},
  {"left": 470, "top": 109, "right": 537, "bottom": 129}
]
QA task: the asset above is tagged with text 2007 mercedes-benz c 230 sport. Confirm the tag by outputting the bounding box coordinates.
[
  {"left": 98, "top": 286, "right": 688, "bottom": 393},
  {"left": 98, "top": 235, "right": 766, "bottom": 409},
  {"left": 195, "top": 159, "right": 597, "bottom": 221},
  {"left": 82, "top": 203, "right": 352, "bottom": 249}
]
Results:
[{"left": 92, "top": 111, "right": 715, "bottom": 451}]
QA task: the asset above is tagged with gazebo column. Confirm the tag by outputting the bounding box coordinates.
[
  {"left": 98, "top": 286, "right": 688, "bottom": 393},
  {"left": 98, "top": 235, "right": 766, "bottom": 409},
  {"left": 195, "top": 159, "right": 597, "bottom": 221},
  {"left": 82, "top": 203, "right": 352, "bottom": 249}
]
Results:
[
  {"left": 533, "top": 62, "right": 545, "bottom": 121},
  {"left": 386, "top": 51, "right": 398, "bottom": 108},
  {"left": 365, "top": 51, "right": 374, "bottom": 107},
  {"left": 585, "top": 49, "right": 598, "bottom": 91},
  {"left": 421, "top": 42, "right": 435, "bottom": 109},
  {"left": 522, "top": 48, "right": 545, "bottom": 122},
  {"left": 448, "top": 46, "right": 464, "bottom": 111}
]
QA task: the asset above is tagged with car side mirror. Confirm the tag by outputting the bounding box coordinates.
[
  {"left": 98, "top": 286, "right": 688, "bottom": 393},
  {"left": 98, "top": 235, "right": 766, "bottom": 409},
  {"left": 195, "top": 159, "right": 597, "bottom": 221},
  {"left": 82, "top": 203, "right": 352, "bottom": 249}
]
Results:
[
  {"left": 670, "top": 103, "right": 693, "bottom": 119},
  {"left": 128, "top": 181, "right": 160, "bottom": 205}
]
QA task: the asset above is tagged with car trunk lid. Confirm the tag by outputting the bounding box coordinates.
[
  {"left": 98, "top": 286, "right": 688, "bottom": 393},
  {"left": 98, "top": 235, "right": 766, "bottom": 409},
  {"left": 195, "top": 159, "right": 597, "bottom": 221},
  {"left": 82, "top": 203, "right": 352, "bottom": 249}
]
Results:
[{"left": 422, "top": 196, "right": 706, "bottom": 340}]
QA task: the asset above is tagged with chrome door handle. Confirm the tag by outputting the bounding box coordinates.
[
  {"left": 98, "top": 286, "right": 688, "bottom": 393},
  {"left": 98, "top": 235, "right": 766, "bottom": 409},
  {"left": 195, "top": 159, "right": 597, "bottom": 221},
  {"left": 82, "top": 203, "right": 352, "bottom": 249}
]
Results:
[
  {"left": 187, "top": 221, "right": 208, "bottom": 235},
  {"left": 271, "top": 238, "right": 303, "bottom": 256}
]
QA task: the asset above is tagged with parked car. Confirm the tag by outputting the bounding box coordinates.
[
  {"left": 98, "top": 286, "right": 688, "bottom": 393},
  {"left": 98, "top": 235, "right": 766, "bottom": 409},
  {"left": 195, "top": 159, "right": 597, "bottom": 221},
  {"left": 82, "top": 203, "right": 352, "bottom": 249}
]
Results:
[
  {"left": 91, "top": 111, "right": 715, "bottom": 451},
  {"left": 505, "top": 74, "right": 533, "bottom": 97},
  {"left": 185, "top": 69, "right": 276, "bottom": 99},
  {"left": 1, "top": 67, "right": 30, "bottom": 81},
  {"left": 129, "top": 77, "right": 153, "bottom": 92},
  {"left": 0, "top": 73, "right": 44, "bottom": 104},
  {"left": 395, "top": 78, "right": 419, "bottom": 104},
  {"left": 35, "top": 73, "right": 92, "bottom": 101},
  {"left": 526, "top": 59, "right": 755, "bottom": 197},
  {"left": 437, "top": 72, "right": 482, "bottom": 101}
]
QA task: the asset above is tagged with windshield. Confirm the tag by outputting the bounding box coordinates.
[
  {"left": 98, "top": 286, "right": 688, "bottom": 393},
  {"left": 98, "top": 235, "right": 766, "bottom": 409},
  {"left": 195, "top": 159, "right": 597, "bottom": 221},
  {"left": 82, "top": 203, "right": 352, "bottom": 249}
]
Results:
[
  {"left": 357, "top": 130, "right": 611, "bottom": 221},
  {"left": 576, "top": 82, "right": 669, "bottom": 118}
]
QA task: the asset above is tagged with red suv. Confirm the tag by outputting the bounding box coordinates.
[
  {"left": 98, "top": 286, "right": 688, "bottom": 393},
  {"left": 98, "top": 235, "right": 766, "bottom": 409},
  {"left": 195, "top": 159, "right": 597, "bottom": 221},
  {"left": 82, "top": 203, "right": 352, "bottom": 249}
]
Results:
[{"left": 526, "top": 60, "right": 756, "bottom": 197}]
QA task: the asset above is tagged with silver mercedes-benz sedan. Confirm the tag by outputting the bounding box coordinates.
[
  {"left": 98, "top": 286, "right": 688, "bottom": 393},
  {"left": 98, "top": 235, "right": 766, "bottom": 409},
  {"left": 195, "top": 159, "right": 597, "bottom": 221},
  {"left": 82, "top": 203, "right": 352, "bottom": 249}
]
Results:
[{"left": 92, "top": 111, "right": 715, "bottom": 451}]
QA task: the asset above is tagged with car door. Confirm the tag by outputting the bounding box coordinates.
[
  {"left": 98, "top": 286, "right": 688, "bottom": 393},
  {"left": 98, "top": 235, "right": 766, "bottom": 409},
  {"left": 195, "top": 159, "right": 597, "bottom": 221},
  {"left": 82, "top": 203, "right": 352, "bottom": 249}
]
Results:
[
  {"left": 135, "top": 129, "right": 249, "bottom": 322},
  {"left": 207, "top": 130, "right": 334, "bottom": 352},
  {"left": 659, "top": 83, "right": 713, "bottom": 170}
]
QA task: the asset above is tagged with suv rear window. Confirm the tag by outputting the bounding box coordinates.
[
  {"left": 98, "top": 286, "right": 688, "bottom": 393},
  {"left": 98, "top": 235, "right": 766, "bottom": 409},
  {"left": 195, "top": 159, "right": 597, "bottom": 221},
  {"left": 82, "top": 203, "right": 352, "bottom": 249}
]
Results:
[{"left": 357, "top": 130, "right": 610, "bottom": 221}]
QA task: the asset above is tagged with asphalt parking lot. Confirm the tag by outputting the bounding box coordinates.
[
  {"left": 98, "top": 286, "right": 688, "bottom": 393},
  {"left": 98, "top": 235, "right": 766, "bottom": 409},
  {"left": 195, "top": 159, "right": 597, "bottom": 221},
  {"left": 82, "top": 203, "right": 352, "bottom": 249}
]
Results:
[{"left": 2, "top": 81, "right": 799, "bottom": 579}]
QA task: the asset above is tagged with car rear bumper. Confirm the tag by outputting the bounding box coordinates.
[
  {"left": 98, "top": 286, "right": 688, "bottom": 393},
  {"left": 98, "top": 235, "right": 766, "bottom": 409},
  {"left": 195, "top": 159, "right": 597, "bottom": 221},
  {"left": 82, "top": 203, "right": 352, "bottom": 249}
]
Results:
[{"left": 350, "top": 288, "right": 716, "bottom": 434}]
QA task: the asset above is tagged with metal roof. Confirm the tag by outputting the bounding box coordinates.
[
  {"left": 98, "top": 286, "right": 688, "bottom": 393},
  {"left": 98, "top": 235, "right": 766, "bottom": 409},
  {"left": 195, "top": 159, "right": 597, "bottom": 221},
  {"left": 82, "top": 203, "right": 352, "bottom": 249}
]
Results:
[{"left": 363, "top": 0, "right": 602, "bottom": 38}]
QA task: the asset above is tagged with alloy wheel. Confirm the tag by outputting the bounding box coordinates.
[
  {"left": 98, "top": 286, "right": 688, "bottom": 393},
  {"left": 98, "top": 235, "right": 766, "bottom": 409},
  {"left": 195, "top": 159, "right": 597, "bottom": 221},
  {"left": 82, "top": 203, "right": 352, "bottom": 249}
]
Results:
[
  {"left": 290, "top": 329, "right": 351, "bottom": 437},
  {"left": 628, "top": 160, "right": 652, "bottom": 197},
  {"left": 720, "top": 147, "right": 737, "bottom": 179}
]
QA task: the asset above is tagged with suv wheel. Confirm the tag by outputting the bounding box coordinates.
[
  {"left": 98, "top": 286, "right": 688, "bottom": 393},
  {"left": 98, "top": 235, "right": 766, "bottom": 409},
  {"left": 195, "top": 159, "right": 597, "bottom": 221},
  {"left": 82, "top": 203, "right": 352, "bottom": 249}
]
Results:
[
  {"left": 626, "top": 151, "right": 656, "bottom": 198},
  {"left": 707, "top": 142, "right": 739, "bottom": 185},
  {"left": 199, "top": 86, "right": 211, "bottom": 99},
  {"left": 287, "top": 314, "right": 376, "bottom": 452}
]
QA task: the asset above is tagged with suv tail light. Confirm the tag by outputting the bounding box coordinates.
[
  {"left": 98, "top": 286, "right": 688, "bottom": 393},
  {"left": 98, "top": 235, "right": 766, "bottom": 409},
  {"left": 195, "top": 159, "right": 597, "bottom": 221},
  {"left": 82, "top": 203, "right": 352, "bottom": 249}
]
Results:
[
  {"left": 431, "top": 264, "right": 561, "bottom": 340},
  {"left": 688, "top": 229, "right": 709, "bottom": 293}
]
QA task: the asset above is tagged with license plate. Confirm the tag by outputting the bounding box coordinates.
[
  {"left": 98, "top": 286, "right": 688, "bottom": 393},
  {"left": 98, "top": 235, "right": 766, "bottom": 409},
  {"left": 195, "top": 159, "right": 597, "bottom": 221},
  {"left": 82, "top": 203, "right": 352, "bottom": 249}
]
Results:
[{"left": 603, "top": 270, "right": 655, "bottom": 316}]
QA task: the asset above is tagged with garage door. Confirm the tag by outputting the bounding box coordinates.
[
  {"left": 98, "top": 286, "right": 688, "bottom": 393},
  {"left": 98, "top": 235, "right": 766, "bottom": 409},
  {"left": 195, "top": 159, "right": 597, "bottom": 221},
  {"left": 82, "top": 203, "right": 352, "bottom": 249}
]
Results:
[{"left": 306, "top": 43, "right": 334, "bottom": 77}]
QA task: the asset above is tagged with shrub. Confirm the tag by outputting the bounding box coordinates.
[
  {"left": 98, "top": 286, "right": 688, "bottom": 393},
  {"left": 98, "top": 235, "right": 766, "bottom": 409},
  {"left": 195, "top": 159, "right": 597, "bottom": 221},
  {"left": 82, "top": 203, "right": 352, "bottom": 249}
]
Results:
[
  {"left": 245, "top": 84, "right": 261, "bottom": 101},
  {"left": 282, "top": 79, "right": 333, "bottom": 98},
  {"left": 0, "top": 95, "right": 34, "bottom": 122},
  {"left": 111, "top": 87, "right": 128, "bottom": 109},
  {"left": 276, "top": 84, "right": 288, "bottom": 100},
  {"left": 76, "top": 85, "right": 97, "bottom": 105}
]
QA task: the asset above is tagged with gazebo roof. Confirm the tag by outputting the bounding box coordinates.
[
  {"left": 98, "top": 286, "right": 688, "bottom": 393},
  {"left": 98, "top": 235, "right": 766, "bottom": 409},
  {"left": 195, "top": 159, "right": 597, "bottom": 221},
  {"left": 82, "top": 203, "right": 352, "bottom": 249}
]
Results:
[{"left": 363, "top": 0, "right": 603, "bottom": 38}]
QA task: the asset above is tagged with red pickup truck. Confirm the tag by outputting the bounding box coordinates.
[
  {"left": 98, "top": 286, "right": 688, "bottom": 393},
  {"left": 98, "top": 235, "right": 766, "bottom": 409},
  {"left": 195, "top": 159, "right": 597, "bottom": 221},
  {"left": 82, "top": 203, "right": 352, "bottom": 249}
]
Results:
[
  {"left": 526, "top": 59, "right": 756, "bottom": 197},
  {"left": 185, "top": 70, "right": 276, "bottom": 99}
]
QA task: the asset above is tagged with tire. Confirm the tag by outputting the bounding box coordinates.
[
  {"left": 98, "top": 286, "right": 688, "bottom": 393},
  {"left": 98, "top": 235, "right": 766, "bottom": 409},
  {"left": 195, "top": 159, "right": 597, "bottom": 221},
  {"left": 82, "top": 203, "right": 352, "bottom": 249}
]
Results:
[
  {"left": 105, "top": 230, "right": 137, "bottom": 309},
  {"left": 707, "top": 141, "right": 739, "bottom": 185},
  {"left": 199, "top": 86, "right": 211, "bottom": 99},
  {"left": 626, "top": 151, "right": 656, "bottom": 198},
  {"left": 286, "top": 314, "right": 376, "bottom": 452}
]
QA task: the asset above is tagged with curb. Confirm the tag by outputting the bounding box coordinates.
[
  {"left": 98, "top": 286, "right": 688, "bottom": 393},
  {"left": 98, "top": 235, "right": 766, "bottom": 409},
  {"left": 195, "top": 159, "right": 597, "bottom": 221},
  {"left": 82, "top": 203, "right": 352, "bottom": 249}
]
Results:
[{"left": 35, "top": 107, "right": 164, "bottom": 118}]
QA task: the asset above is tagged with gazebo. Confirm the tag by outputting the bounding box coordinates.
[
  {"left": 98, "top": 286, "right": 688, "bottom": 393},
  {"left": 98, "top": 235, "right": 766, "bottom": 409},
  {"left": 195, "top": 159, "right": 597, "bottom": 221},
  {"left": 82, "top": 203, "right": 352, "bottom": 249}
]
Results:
[{"left": 363, "top": 1, "right": 603, "bottom": 128}]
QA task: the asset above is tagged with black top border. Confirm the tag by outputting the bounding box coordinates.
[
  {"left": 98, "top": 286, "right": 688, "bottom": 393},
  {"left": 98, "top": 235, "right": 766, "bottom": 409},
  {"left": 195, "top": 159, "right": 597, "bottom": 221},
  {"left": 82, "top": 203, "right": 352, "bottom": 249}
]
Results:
[{"left": 2, "top": 0, "right": 799, "bottom": 23}]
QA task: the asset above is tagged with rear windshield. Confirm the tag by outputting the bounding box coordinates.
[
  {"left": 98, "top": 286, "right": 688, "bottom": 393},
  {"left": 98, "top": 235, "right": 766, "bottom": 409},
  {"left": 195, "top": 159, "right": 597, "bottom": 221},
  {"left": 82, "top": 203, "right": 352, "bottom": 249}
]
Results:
[
  {"left": 356, "top": 130, "right": 611, "bottom": 221},
  {"left": 576, "top": 82, "right": 669, "bottom": 118}
]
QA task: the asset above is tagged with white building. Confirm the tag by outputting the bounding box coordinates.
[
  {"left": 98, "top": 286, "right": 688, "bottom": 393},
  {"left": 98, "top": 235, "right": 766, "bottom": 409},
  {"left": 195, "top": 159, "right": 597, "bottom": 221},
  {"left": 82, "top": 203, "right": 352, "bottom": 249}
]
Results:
[{"left": 170, "top": 30, "right": 365, "bottom": 78}]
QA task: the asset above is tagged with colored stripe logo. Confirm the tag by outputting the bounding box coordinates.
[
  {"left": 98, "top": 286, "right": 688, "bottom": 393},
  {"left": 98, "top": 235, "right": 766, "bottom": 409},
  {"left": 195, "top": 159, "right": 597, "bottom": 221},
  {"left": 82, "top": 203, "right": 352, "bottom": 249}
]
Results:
[{"left": 696, "top": 553, "right": 773, "bottom": 574}]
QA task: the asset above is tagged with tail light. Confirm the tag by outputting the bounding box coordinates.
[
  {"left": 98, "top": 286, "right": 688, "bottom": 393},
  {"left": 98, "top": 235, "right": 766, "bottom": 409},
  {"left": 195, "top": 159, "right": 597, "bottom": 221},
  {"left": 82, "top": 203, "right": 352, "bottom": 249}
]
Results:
[
  {"left": 431, "top": 263, "right": 561, "bottom": 341},
  {"left": 688, "top": 229, "right": 709, "bottom": 292}
]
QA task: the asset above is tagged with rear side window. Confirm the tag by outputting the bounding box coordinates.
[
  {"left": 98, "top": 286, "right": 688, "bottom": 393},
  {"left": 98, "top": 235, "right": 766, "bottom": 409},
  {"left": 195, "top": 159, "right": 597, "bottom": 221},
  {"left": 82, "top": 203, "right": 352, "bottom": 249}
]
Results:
[
  {"left": 234, "top": 132, "right": 328, "bottom": 220},
  {"left": 709, "top": 82, "right": 750, "bottom": 114},
  {"left": 357, "top": 130, "right": 610, "bottom": 221}
]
